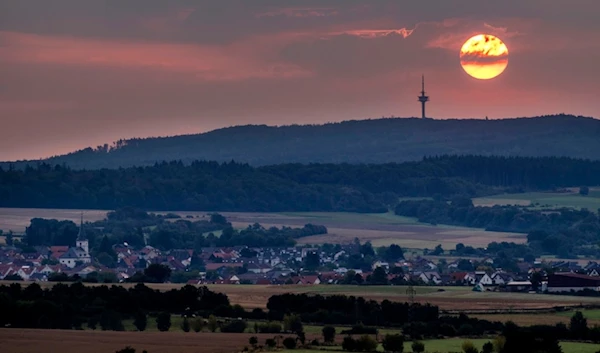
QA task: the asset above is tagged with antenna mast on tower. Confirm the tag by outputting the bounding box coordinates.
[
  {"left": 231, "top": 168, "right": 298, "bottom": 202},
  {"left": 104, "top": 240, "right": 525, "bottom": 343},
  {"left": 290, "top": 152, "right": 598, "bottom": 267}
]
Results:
[{"left": 418, "top": 75, "right": 429, "bottom": 119}]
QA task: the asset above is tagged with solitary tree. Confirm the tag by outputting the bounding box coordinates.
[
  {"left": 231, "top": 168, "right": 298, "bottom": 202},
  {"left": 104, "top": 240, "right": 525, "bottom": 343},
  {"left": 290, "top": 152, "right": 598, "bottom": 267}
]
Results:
[
  {"left": 181, "top": 317, "right": 190, "bottom": 332},
  {"left": 570, "top": 311, "right": 588, "bottom": 338},
  {"left": 283, "top": 337, "right": 297, "bottom": 349},
  {"left": 191, "top": 318, "right": 204, "bottom": 333},
  {"left": 133, "top": 311, "right": 147, "bottom": 331},
  {"left": 207, "top": 315, "right": 218, "bottom": 332},
  {"left": 580, "top": 186, "right": 590, "bottom": 196},
  {"left": 249, "top": 336, "right": 258, "bottom": 348},
  {"left": 322, "top": 326, "right": 336, "bottom": 343},
  {"left": 283, "top": 314, "right": 303, "bottom": 334},
  {"left": 156, "top": 312, "right": 171, "bottom": 332},
  {"left": 381, "top": 334, "right": 404, "bottom": 353},
  {"left": 481, "top": 341, "right": 494, "bottom": 353}
]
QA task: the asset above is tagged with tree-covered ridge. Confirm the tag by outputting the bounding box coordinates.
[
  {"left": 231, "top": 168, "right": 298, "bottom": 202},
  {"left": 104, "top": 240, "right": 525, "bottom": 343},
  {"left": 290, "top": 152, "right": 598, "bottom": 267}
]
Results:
[
  {"left": 2, "top": 155, "right": 600, "bottom": 212},
  {"left": 3, "top": 114, "right": 600, "bottom": 169}
]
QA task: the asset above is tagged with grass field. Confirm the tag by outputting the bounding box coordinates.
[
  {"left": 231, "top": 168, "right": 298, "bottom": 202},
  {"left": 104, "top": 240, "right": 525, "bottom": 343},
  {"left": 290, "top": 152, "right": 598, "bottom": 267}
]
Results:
[
  {"left": 0, "top": 208, "right": 525, "bottom": 249},
  {"left": 473, "top": 188, "right": 600, "bottom": 210}
]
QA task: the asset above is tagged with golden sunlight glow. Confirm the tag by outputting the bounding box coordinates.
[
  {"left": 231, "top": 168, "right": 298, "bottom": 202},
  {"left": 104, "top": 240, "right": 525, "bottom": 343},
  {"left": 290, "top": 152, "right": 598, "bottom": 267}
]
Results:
[{"left": 460, "top": 34, "right": 509, "bottom": 80}]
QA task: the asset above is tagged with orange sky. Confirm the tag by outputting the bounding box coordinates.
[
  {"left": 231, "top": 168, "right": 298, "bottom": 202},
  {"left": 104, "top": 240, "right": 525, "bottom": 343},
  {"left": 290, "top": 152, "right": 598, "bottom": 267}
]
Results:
[{"left": 1, "top": 0, "right": 599, "bottom": 161}]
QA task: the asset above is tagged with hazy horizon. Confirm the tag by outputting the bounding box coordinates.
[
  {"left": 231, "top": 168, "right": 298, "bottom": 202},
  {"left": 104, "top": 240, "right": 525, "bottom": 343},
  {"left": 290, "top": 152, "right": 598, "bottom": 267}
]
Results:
[{"left": 2, "top": 0, "right": 599, "bottom": 160}]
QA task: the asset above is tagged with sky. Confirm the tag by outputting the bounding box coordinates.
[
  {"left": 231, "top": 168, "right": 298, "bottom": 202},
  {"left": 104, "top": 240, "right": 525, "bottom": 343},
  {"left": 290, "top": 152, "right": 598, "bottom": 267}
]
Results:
[{"left": 1, "top": 0, "right": 599, "bottom": 161}]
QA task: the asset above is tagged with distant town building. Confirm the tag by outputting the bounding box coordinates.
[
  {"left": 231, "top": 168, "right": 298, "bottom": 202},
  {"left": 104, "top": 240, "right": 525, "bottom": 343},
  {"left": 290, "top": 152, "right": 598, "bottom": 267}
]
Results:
[{"left": 59, "top": 214, "right": 91, "bottom": 268}]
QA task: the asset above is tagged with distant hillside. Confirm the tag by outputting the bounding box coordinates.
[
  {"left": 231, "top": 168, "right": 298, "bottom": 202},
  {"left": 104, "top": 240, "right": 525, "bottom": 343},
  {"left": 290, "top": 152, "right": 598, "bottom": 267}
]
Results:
[{"left": 3, "top": 114, "right": 600, "bottom": 169}]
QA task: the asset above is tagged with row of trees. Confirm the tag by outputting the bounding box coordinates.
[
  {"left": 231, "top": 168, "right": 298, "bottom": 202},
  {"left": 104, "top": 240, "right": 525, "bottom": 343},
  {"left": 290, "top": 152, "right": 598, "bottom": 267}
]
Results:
[
  {"left": 20, "top": 210, "right": 327, "bottom": 260},
  {"left": 395, "top": 198, "right": 600, "bottom": 257},
  {"left": 3, "top": 155, "right": 600, "bottom": 212}
]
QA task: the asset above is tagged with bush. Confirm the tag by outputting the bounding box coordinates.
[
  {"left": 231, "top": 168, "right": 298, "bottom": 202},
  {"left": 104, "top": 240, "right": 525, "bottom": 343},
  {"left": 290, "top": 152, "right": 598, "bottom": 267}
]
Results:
[
  {"left": 283, "top": 314, "right": 303, "bottom": 334},
  {"left": 310, "top": 339, "right": 320, "bottom": 346},
  {"left": 461, "top": 340, "right": 478, "bottom": 353},
  {"left": 191, "top": 318, "right": 203, "bottom": 332},
  {"left": 156, "top": 312, "right": 171, "bottom": 332},
  {"left": 265, "top": 338, "right": 276, "bottom": 349},
  {"left": 411, "top": 341, "right": 425, "bottom": 353},
  {"left": 258, "top": 322, "right": 282, "bottom": 333},
  {"left": 580, "top": 186, "right": 590, "bottom": 195},
  {"left": 342, "top": 335, "right": 378, "bottom": 352},
  {"left": 207, "top": 315, "right": 218, "bottom": 332},
  {"left": 249, "top": 336, "right": 258, "bottom": 347},
  {"left": 493, "top": 336, "right": 506, "bottom": 353},
  {"left": 181, "top": 318, "right": 190, "bottom": 332},
  {"left": 482, "top": 341, "right": 494, "bottom": 353},
  {"left": 221, "top": 319, "right": 247, "bottom": 333},
  {"left": 133, "top": 311, "right": 147, "bottom": 332},
  {"left": 322, "top": 325, "right": 336, "bottom": 343},
  {"left": 283, "top": 337, "right": 297, "bottom": 349},
  {"left": 382, "top": 334, "right": 405, "bottom": 353}
]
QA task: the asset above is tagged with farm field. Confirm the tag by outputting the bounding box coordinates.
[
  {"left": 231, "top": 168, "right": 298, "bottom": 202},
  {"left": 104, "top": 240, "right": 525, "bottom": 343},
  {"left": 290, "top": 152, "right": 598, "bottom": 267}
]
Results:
[
  {"left": 0, "top": 207, "right": 526, "bottom": 249},
  {"left": 0, "top": 328, "right": 264, "bottom": 353},
  {"left": 473, "top": 188, "right": 600, "bottom": 210}
]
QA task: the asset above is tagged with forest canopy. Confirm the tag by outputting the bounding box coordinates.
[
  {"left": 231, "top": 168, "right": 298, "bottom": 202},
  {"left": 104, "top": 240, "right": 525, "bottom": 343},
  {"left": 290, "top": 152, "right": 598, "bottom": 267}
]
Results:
[{"left": 2, "top": 155, "right": 600, "bottom": 212}]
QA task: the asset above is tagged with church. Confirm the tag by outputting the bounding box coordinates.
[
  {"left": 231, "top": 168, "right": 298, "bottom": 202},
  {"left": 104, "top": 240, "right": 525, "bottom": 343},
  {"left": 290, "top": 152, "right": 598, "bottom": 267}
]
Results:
[{"left": 59, "top": 215, "right": 92, "bottom": 268}]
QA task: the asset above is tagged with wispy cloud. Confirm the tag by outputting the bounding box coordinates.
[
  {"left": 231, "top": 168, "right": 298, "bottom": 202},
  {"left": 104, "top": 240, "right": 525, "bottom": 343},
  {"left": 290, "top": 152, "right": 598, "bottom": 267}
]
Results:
[
  {"left": 256, "top": 7, "right": 338, "bottom": 18},
  {"left": 0, "top": 31, "right": 313, "bottom": 81},
  {"left": 327, "top": 28, "right": 415, "bottom": 39}
]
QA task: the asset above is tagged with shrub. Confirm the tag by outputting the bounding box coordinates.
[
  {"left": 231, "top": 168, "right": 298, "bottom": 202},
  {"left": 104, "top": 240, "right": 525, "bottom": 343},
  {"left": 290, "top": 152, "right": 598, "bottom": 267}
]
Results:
[
  {"left": 156, "top": 312, "right": 171, "bottom": 332},
  {"left": 411, "top": 341, "right": 425, "bottom": 353},
  {"left": 133, "top": 311, "right": 147, "bottom": 332},
  {"left": 342, "top": 336, "right": 357, "bottom": 352},
  {"left": 493, "top": 336, "right": 506, "bottom": 352},
  {"left": 310, "top": 339, "right": 320, "bottom": 346},
  {"left": 115, "top": 347, "right": 136, "bottom": 353},
  {"left": 283, "top": 314, "right": 303, "bottom": 334},
  {"left": 181, "top": 317, "right": 190, "bottom": 332},
  {"left": 221, "top": 319, "right": 247, "bottom": 333},
  {"left": 258, "top": 322, "right": 282, "bottom": 333},
  {"left": 322, "top": 325, "right": 336, "bottom": 343},
  {"left": 191, "top": 318, "right": 203, "bottom": 332},
  {"left": 382, "top": 334, "right": 404, "bottom": 353},
  {"left": 580, "top": 186, "right": 590, "bottom": 195},
  {"left": 283, "top": 337, "right": 297, "bottom": 349},
  {"left": 249, "top": 336, "right": 258, "bottom": 347},
  {"left": 482, "top": 341, "right": 494, "bottom": 353},
  {"left": 461, "top": 340, "right": 478, "bottom": 353},
  {"left": 265, "top": 338, "right": 276, "bottom": 349},
  {"left": 207, "top": 315, "right": 218, "bottom": 332}
]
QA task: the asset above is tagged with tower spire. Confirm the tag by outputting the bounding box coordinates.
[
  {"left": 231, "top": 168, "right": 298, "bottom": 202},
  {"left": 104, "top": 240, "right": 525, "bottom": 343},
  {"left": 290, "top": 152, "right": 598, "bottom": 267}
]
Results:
[{"left": 417, "top": 74, "right": 429, "bottom": 119}]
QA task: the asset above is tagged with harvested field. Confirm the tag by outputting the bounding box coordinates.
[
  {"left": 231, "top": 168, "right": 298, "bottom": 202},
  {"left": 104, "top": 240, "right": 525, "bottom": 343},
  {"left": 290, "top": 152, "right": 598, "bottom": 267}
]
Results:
[
  {"left": 0, "top": 208, "right": 524, "bottom": 249},
  {"left": 0, "top": 328, "right": 256, "bottom": 353},
  {"left": 473, "top": 188, "right": 600, "bottom": 210}
]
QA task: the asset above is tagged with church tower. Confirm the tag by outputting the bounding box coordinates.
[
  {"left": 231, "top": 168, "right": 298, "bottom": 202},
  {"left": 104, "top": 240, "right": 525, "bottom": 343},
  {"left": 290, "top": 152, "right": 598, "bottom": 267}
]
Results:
[{"left": 76, "top": 213, "right": 89, "bottom": 255}]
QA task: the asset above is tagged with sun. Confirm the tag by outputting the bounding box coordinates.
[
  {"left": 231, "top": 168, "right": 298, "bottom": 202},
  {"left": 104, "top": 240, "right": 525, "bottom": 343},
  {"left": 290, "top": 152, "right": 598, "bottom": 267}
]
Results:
[{"left": 460, "top": 34, "right": 509, "bottom": 80}]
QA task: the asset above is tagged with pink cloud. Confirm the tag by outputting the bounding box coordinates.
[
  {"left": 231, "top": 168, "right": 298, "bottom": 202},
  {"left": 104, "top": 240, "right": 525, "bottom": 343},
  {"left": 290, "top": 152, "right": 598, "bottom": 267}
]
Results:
[
  {"left": 256, "top": 7, "right": 339, "bottom": 18},
  {"left": 0, "top": 31, "right": 312, "bottom": 81},
  {"left": 327, "top": 28, "right": 414, "bottom": 39}
]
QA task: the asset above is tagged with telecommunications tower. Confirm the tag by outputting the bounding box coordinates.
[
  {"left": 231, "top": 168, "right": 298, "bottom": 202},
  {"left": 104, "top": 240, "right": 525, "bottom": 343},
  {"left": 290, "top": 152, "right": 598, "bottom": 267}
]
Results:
[{"left": 418, "top": 75, "right": 429, "bottom": 119}]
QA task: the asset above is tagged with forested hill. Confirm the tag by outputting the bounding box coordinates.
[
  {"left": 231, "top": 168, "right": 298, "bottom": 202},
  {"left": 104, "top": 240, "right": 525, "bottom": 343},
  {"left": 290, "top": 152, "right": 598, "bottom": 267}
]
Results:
[
  {"left": 1, "top": 156, "right": 600, "bottom": 212},
  {"left": 3, "top": 114, "right": 600, "bottom": 169}
]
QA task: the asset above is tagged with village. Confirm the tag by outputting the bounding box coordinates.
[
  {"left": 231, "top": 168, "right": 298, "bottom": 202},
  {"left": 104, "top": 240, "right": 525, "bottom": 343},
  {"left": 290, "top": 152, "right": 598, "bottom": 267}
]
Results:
[{"left": 2, "top": 227, "right": 600, "bottom": 294}]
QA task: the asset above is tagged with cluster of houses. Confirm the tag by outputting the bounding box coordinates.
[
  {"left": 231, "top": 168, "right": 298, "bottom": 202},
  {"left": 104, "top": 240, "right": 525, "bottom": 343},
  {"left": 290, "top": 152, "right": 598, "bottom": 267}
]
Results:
[{"left": 2, "top": 218, "right": 600, "bottom": 292}]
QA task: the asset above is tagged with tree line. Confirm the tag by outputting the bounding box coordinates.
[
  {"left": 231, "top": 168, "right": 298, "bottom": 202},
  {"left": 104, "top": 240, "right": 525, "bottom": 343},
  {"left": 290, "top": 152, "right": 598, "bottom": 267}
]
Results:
[
  {"left": 2, "top": 155, "right": 600, "bottom": 212},
  {"left": 394, "top": 198, "right": 600, "bottom": 257},
  {"left": 19, "top": 210, "right": 327, "bottom": 266}
]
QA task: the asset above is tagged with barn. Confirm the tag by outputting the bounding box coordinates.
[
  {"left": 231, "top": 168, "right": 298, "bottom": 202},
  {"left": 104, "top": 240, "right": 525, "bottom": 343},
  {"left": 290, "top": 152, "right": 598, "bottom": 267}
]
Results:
[{"left": 547, "top": 272, "right": 600, "bottom": 293}]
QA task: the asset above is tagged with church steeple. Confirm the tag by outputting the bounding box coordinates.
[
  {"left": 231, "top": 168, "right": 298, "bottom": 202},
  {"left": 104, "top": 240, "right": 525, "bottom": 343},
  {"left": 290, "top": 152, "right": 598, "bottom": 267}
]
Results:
[{"left": 77, "top": 212, "right": 87, "bottom": 241}]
